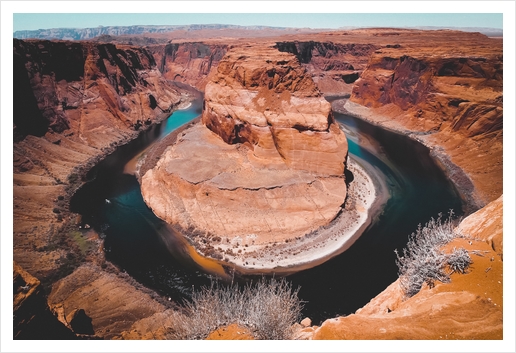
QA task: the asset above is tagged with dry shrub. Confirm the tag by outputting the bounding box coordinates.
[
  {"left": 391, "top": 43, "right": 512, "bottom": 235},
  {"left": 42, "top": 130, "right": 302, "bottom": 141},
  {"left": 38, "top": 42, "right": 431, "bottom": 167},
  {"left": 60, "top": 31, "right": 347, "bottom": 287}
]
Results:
[
  {"left": 395, "top": 211, "right": 471, "bottom": 299},
  {"left": 447, "top": 247, "right": 472, "bottom": 274},
  {"left": 166, "top": 278, "right": 302, "bottom": 340}
]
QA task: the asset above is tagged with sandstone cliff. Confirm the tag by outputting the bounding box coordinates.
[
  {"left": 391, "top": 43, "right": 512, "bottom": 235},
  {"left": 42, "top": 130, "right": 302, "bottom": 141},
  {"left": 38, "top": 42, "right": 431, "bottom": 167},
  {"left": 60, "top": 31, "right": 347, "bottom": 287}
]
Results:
[
  {"left": 13, "top": 262, "right": 77, "bottom": 339},
  {"left": 202, "top": 45, "right": 348, "bottom": 175},
  {"left": 13, "top": 38, "right": 187, "bottom": 280},
  {"left": 345, "top": 30, "right": 502, "bottom": 205},
  {"left": 149, "top": 42, "right": 228, "bottom": 90},
  {"left": 276, "top": 40, "right": 377, "bottom": 96},
  {"left": 13, "top": 39, "right": 192, "bottom": 338},
  {"left": 301, "top": 195, "right": 503, "bottom": 340},
  {"left": 141, "top": 45, "right": 351, "bottom": 269},
  {"left": 12, "top": 29, "right": 505, "bottom": 341}
]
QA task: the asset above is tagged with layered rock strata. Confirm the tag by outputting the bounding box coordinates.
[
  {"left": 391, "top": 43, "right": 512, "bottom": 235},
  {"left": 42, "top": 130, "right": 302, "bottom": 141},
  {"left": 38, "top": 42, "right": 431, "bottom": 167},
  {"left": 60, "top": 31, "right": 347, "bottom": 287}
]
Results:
[
  {"left": 345, "top": 30, "right": 503, "bottom": 205},
  {"left": 149, "top": 42, "right": 228, "bottom": 90},
  {"left": 12, "top": 29, "right": 505, "bottom": 340},
  {"left": 306, "top": 195, "right": 503, "bottom": 340},
  {"left": 142, "top": 46, "right": 350, "bottom": 266},
  {"left": 13, "top": 262, "right": 77, "bottom": 339},
  {"left": 13, "top": 39, "right": 192, "bottom": 338},
  {"left": 13, "top": 39, "right": 189, "bottom": 280},
  {"left": 276, "top": 41, "right": 377, "bottom": 96}
]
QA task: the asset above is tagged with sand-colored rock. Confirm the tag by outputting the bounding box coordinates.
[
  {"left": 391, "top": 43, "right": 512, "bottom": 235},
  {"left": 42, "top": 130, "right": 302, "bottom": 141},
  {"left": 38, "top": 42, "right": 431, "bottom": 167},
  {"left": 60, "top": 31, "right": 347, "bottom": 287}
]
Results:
[
  {"left": 202, "top": 45, "right": 348, "bottom": 175},
  {"left": 142, "top": 124, "right": 347, "bottom": 243},
  {"left": 12, "top": 39, "right": 194, "bottom": 340},
  {"left": 310, "top": 196, "right": 503, "bottom": 340},
  {"left": 149, "top": 42, "right": 228, "bottom": 90},
  {"left": 47, "top": 263, "right": 174, "bottom": 339},
  {"left": 346, "top": 30, "right": 502, "bottom": 205},
  {"left": 12, "top": 39, "right": 192, "bottom": 281},
  {"left": 275, "top": 41, "right": 377, "bottom": 96},
  {"left": 205, "top": 324, "right": 255, "bottom": 340},
  {"left": 13, "top": 262, "right": 76, "bottom": 339},
  {"left": 12, "top": 29, "right": 506, "bottom": 341},
  {"left": 457, "top": 194, "right": 503, "bottom": 256},
  {"left": 141, "top": 45, "right": 349, "bottom": 268}
]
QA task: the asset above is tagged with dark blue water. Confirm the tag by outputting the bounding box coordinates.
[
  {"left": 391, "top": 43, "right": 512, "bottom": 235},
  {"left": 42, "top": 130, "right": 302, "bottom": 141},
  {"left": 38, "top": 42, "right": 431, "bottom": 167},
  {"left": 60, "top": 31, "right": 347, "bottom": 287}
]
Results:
[
  {"left": 287, "top": 106, "right": 463, "bottom": 324},
  {"left": 70, "top": 97, "right": 464, "bottom": 324}
]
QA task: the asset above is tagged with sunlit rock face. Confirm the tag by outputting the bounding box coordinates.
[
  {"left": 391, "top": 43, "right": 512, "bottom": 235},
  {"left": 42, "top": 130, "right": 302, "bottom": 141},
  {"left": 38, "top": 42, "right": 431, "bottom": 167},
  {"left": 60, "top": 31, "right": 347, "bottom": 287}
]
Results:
[
  {"left": 142, "top": 45, "right": 348, "bottom": 253},
  {"left": 311, "top": 195, "right": 503, "bottom": 340},
  {"left": 346, "top": 30, "right": 503, "bottom": 205},
  {"left": 202, "top": 45, "right": 348, "bottom": 176}
]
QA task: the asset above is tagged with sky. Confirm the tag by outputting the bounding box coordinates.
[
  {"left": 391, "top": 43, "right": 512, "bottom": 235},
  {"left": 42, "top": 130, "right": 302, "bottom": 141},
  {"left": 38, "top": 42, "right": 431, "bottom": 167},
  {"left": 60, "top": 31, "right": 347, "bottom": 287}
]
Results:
[{"left": 13, "top": 12, "right": 503, "bottom": 32}]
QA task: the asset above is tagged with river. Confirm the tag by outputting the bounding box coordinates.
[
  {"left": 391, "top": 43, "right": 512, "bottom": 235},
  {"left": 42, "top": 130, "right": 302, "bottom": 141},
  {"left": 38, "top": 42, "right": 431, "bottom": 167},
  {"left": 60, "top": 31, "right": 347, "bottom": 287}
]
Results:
[{"left": 70, "top": 95, "right": 464, "bottom": 325}]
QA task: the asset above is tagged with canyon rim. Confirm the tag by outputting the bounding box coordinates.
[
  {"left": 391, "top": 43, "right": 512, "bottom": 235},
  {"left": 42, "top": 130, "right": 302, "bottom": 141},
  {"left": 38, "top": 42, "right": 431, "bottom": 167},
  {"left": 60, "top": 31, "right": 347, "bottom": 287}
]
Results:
[{"left": 6, "top": 8, "right": 512, "bottom": 350}]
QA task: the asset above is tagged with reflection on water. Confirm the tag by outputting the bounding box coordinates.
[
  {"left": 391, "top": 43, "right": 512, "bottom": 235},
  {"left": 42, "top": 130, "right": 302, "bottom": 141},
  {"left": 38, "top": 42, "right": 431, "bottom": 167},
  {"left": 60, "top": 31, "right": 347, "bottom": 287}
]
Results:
[{"left": 71, "top": 96, "right": 464, "bottom": 324}]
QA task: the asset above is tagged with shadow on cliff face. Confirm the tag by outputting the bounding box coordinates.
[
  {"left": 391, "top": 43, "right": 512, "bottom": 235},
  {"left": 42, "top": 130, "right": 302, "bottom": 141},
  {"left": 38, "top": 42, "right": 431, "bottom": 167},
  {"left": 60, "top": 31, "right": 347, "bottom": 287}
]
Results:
[
  {"left": 13, "top": 51, "right": 48, "bottom": 139},
  {"left": 13, "top": 263, "right": 78, "bottom": 340},
  {"left": 12, "top": 39, "right": 86, "bottom": 140}
]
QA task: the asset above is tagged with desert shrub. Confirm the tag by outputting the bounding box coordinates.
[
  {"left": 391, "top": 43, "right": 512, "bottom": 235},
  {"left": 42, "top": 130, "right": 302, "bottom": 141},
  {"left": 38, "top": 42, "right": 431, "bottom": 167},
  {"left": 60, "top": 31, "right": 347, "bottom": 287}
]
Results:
[
  {"left": 447, "top": 247, "right": 472, "bottom": 274},
  {"left": 166, "top": 278, "right": 302, "bottom": 340},
  {"left": 395, "top": 211, "right": 468, "bottom": 299}
]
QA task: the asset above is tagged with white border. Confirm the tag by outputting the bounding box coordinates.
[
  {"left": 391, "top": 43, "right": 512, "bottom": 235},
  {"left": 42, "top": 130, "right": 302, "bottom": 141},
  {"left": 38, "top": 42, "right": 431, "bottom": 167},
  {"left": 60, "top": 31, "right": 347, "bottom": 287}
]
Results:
[{"left": 2, "top": 1, "right": 514, "bottom": 352}]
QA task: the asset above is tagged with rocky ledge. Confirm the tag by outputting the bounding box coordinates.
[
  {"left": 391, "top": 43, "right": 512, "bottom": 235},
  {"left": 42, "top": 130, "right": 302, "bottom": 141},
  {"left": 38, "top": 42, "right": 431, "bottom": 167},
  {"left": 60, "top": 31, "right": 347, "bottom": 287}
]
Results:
[{"left": 141, "top": 46, "right": 378, "bottom": 270}]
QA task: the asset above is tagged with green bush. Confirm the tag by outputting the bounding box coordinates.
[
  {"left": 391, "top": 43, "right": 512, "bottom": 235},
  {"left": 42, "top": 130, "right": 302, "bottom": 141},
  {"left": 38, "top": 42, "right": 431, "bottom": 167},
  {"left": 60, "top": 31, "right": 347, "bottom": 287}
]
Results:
[
  {"left": 395, "top": 211, "right": 471, "bottom": 299},
  {"left": 166, "top": 278, "right": 303, "bottom": 340}
]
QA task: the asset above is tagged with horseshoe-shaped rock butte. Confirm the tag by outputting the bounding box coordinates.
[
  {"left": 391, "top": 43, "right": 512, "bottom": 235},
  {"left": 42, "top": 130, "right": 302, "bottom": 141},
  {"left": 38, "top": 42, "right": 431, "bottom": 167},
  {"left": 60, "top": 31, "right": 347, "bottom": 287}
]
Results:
[{"left": 141, "top": 45, "right": 375, "bottom": 270}]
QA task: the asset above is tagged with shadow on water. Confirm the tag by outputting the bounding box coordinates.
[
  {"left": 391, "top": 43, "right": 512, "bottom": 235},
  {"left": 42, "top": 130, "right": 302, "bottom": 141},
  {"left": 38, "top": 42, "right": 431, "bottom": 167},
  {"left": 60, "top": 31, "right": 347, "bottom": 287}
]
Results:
[
  {"left": 287, "top": 101, "right": 464, "bottom": 324},
  {"left": 70, "top": 95, "right": 464, "bottom": 324}
]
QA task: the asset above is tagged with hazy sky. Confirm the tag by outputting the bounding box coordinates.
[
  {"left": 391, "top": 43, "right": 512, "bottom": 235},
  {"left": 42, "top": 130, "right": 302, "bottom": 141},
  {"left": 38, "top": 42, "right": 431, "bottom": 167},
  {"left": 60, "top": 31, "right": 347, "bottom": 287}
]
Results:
[{"left": 13, "top": 13, "right": 503, "bottom": 32}]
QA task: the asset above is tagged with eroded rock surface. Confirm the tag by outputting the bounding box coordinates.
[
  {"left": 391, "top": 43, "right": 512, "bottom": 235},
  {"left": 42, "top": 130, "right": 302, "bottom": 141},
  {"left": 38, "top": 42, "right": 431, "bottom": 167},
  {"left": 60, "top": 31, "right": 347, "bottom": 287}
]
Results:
[
  {"left": 13, "top": 39, "right": 190, "bottom": 281},
  {"left": 12, "top": 39, "right": 192, "bottom": 339},
  {"left": 309, "top": 195, "right": 503, "bottom": 340},
  {"left": 150, "top": 42, "right": 228, "bottom": 90},
  {"left": 12, "top": 29, "right": 505, "bottom": 341},
  {"left": 13, "top": 262, "right": 76, "bottom": 339},
  {"left": 142, "top": 45, "right": 348, "bottom": 264},
  {"left": 345, "top": 29, "right": 503, "bottom": 205}
]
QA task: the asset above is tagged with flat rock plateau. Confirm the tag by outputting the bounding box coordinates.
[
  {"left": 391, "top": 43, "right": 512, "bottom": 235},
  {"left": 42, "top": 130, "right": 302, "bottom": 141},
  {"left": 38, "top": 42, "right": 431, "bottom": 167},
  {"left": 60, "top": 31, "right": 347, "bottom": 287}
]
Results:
[{"left": 12, "top": 27, "right": 503, "bottom": 340}]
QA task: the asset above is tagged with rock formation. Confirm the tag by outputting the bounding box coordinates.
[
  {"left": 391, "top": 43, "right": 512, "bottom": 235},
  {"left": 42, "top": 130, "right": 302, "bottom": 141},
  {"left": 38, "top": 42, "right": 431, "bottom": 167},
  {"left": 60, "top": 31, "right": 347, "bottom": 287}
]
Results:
[
  {"left": 13, "top": 262, "right": 77, "bottom": 339},
  {"left": 13, "top": 39, "right": 189, "bottom": 280},
  {"left": 345, "top": 29, "right": 503, "bottom": 205},
  {"left": 308, "top": 195, "right": 503, "bottom": 340},
  {"left": 276, "top": 41, "right": 377, "bottom": 96},
  {"left": 141, "top": 45, "right": 349, "bottom": 266},
  {"left": 12, "top": 39, "right": 192, "bottom": 339},
  {"left": 149, "top": 42, "right": 228, "bottom": 90},
  {"left": 12, "top": 29, "right": 504, "bottom": 340}
]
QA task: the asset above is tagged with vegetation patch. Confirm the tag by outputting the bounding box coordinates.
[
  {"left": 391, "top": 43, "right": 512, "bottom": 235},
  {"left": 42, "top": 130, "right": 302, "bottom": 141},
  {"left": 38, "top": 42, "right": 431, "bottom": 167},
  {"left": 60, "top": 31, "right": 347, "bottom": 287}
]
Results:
[
  {"left": 166, "top": 278, "right": 303, "bottom": 340},
  {"left": 395, "top": 211, "right": 472, "bottom": 299}
]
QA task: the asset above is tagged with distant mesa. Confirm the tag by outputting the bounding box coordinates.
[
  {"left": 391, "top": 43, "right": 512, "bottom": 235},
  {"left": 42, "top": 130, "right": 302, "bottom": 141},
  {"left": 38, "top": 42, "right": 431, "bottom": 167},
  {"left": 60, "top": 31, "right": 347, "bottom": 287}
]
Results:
[
  {"left": 13, "top": 24, "right": 502, "bottom": 42},
  {"left": 13, "top": 24, "right": 319, "bottom": 41}
]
